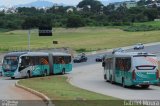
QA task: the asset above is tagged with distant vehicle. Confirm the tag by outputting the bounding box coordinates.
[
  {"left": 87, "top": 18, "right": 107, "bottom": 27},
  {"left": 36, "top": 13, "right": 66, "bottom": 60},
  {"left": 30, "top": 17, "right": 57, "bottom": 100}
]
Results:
[
  {"left": 134, "top": 43, "right": 144, "bottom": 50},
  {"left": 73, "top": 55, "right": 87, "bottom": 63},
  {"left": 112, "top": 48, "right": 125, "bottom": 54},
  {"left": 95, "top": 55, "right": 103, "bottom": 62},
  {"left": 2, "top": 52, "right": 72, "bottom": 79},
  {"left": 103, "top": 52, "right": 159, "bottom": 88}
]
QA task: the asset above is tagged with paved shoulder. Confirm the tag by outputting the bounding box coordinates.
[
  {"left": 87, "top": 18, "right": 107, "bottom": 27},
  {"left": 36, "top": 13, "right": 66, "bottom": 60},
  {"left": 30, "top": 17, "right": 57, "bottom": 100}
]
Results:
[{"left": 0, "top": 77, "right": 46, "bottom": 106}]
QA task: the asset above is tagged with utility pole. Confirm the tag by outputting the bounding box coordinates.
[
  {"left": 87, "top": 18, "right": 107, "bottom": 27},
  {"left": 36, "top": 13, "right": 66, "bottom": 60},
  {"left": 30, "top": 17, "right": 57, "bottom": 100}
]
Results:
[{"left": 28, "top": 29, "right": 31, "bottom": 52}]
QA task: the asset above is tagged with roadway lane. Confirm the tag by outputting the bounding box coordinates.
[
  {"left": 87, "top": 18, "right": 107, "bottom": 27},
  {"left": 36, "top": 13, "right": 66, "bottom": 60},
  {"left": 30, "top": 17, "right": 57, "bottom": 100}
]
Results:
[
  {"left": 69, "top": 43, "right": 160, "bottom": 100},
  {"left": 72, "top": 43, "right": 160, "bottom": 68},
  {"left": 69, "top": 63, "right": 160, "bottom": 100},
  {"left": 0, "top": 43, "right": 160, "bottom": 103}
]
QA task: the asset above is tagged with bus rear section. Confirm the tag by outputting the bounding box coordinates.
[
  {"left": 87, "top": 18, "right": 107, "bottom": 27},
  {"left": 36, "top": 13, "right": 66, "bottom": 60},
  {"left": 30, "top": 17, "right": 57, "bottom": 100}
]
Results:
[
  {"left": 52, "top": 54, "right": 72, "bottom": 75},
  {"left": 131, "top": 55, "right": 159, "bottom": 88}
]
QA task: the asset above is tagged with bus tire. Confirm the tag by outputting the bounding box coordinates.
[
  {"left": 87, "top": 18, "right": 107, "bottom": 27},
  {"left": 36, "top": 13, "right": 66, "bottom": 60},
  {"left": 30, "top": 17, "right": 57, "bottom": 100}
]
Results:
[
  {"left": 141, "top": 85, "right": 150, "bottom": 89},
  {"left": 61, "top": 69, "right": 65, "bottom": 75},
  {"left": 27, "top": 71, "right": 31, "bottom": 78},
  {"left": 11, "top": 77, "right": 15, "bottom": 79},
  {"left": 104, "top": 74, "right": 106, "bottom": 80},
  {"left": 110, "top": 75, "right": 114, "bottom": 84},
  {"left": 43, "top": 70, "right": 47, "bottom": 76},
  {"left": 122, "top": 78, "right": 126, "bottom": 88}
]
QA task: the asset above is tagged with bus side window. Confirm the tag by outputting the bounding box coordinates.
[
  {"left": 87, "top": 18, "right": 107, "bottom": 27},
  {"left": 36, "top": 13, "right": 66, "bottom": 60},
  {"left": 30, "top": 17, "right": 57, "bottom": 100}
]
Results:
[{"left": 59, "top": 57, "right": 65, "bottom": 64}]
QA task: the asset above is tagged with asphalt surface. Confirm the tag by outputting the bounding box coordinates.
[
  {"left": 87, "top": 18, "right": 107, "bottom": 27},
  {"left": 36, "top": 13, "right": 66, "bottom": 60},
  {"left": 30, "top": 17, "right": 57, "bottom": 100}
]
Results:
[
  {"left": 0, "top": 43, "right": 160, "bottom": 102},
  {"left": 69, "top": 43, "right": 160, "bottom": 100},
  {"left": 0, "top": 77, "right": 47, "bottom": 106},
  {"left": 72, "top": 43, "right": 160, "bottom": 68},
  {"left": 69, "top": 63, "right": 160, "bottom": 100}
]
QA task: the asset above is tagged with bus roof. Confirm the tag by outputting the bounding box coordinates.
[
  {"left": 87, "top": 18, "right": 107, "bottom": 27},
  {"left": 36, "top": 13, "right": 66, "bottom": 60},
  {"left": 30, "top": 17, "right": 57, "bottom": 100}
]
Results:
[
  {"left": 5, "top": 52, "right": 27, "bottom": 57},
  {"left": 105, "top": 52, "right": 156, "bottom": 58},
  {"left": 23, "top": 52, "right": 49, "bottom": 56},
  {"left": 5, "top": 52, "right": 71, "bottom": 57},
  {"left": 114, "top": 52, "right": 156, "bottom": 56},
  {"left": 52, "top": 52, "right": 71, "bottom": 56}
]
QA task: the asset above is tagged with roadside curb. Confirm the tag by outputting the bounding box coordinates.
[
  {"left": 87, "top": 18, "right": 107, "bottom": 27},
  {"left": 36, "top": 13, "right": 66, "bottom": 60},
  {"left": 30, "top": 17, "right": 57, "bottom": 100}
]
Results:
[{"left": 15, "top": 81, "right": 53, "bottom": 106}]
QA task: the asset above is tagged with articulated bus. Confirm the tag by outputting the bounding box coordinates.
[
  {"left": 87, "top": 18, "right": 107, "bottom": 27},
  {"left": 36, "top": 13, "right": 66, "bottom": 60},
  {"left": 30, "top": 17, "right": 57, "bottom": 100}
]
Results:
[
  {"left": 2, "top": 52, "right": 72, "bottom": 79},
  {"left": 103, "top": 52, "right": 159, "bottom": 88}
]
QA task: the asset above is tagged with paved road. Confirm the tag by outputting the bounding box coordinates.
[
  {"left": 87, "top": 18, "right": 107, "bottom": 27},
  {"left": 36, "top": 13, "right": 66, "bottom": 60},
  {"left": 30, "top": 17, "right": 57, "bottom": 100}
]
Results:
[
  {"left": 69, "top": 43, "right": 160, "bottom": 100},
  {"left": 0, "top": 43, "right": 160, "bottom": 102},
  {"left": 72, "top": 43, "right": 160, "bottom": 68},
  {"left": 0, "top": 77, "right": 47, "bottom": 106},
  {"left": 69, "top": 63, "right": 160, "bottom": 100}
]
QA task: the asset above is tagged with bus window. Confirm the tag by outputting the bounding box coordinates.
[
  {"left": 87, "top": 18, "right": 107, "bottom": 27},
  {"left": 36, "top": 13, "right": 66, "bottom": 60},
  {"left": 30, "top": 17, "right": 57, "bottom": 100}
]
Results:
[
  {"left": 133, "top": 56, "right": 157, "bottom": 70},
  {"left": 64, "top": 56, "right": 71, "bottom": 64},
  {"left": 53, "top": 56, "right": 71, "bottom": 64},
  {"left": 40, "top": 57, "right": 49, "bottom": 65},
  {"left": 116, "top": 58, "right": 131, "bottom": 71},
  {"left": 21, "top": 56, "right": 30, "bottom": 67},
  {"left": 123, "top": 58, "right": 131, "bottom": 71}
]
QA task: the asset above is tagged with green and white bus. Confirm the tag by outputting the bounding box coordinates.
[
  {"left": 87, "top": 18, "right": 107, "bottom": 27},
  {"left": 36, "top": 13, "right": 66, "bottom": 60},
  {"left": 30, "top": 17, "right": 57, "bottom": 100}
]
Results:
[
  {"left": 2, "top": 52, "right": 72, "bottom": 79},
  {"left": 103, "top": 52, "right": 159, "bottom": 88}
]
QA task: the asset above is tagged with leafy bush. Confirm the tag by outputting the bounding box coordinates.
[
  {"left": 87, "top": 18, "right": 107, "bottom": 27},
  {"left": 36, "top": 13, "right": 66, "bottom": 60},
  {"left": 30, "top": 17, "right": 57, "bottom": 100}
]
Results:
[
  {"left": 123, "top": 25, "right": 160, "bottom": 32},
  {"left": 66, "top": 15, "right": 85, "bottom": 28}
]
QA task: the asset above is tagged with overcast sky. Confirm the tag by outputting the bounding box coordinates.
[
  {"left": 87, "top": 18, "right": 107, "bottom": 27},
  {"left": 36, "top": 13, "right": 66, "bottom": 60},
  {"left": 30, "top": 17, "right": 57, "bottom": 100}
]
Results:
[{"left": 0, "top": 0, "right": 135, "bottom": 6}]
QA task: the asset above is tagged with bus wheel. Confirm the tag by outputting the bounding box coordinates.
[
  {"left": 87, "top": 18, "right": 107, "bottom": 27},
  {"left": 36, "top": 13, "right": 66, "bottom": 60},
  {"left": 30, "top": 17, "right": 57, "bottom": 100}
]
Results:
[
  {"left": 122, "top": 78, "right": 126, "bottom": 88},
  {"left": 104, "top": 74, "right": 109, "bottom": 82},
  {"left": 11, "top": 77, "right": 15, "bottom": 79},
  {"left": 110, "top": 75, "right": 113, "bottom": 84},
  {"left": 141, "top": 85, "right": 150, "bottom": 89},
  {"left": 61, "top": 69, "right": 65, "bottom": 75},
  {"left": 104, "top": 74, "right": 106, "bottom": 80},
  {"left": 27, "top": 71, "right": 31, "bottom": 78},
  {"left": 44, "top": 70, "right": 47, "bottom": 76}
]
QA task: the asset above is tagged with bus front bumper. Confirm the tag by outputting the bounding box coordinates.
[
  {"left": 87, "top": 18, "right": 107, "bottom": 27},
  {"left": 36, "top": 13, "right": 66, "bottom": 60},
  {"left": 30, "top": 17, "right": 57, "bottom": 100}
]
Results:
[{"left": 3, "top": 72, "right": 14, "bottom": 77}]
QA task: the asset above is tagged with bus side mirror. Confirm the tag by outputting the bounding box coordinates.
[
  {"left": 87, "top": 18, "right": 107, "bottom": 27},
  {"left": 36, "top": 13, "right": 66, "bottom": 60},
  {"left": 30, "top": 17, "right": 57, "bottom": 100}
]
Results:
[
  {"left": 102, "top": 62, "right": 105, "bottom": 67},
  {"left": 19, "top": 58, "right": 22, "bottom": 65},
  {"left": 1, "top": 59, "right": 3, "bottom": 64}
]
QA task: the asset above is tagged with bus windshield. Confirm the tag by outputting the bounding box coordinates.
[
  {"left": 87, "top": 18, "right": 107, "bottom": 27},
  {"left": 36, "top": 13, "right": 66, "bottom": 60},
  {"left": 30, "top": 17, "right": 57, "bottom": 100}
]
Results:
[
  {"left": 133, "top": 56, "right": 157, "bottom": 70},
  {"left": 2, "top": 56, "right": 19, "bottom": 71}
]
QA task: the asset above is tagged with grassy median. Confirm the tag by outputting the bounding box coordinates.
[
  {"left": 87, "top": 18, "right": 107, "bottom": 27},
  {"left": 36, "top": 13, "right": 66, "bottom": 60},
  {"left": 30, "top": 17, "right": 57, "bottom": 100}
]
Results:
[
  {"left": 18, "top": 76, "right": 128, "bottom": 106},
  {"left": 19, "top": 76, "right": 116, "bottom": 100}
]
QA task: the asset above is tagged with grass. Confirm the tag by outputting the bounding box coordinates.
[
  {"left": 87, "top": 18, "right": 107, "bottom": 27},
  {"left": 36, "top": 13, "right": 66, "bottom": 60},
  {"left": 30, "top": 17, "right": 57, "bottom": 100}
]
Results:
[
  {"left": 123, "top": 21, "right": 160, "bottom": 32},
  {"left": 19, "top": 76, "right": 116, "bottom": 100},
  {"left": 134, "top": 21, "right": 160, "bottom": 27},
  {"left": 0, "top": 27, "right": 160, "bottom": 52},
  {"left": 18, "top": 76, "right": 126, "bottom": 106}
]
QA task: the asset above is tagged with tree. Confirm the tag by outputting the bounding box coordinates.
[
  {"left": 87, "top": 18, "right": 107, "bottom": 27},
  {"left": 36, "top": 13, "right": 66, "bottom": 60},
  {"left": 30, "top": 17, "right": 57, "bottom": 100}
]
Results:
[
  {"left": 66, "top": 15, "right": 85, "bottom": 28},
  {"left": 77, "top": 0, "right": 103, "bottom": 14},
  {"left": 144, "top": 8, "right": 158, "bottom": 21},
  {"left": 103, "top": 4, "right": 115, "bottom": 15},
  {"left": 22, "top": 16, "right": 52, "bottom": 29}
]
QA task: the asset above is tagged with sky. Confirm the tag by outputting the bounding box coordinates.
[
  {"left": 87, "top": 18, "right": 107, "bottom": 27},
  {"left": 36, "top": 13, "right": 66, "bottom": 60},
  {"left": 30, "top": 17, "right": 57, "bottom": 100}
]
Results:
[{"left": 0, "top": 0, "right": 130, "bottom": 7}]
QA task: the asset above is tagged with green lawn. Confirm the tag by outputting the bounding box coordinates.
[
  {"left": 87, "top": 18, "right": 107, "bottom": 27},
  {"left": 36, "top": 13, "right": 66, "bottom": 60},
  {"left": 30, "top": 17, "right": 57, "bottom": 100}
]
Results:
[
  {"left": 19, "top": 76, "right": 126, "bottom": 106},
  {"left": 134, "top": 21, "right": 160, "bottom": 27},
  {"left": 0, "top": 27, "right": 160, "bottom": 52}
]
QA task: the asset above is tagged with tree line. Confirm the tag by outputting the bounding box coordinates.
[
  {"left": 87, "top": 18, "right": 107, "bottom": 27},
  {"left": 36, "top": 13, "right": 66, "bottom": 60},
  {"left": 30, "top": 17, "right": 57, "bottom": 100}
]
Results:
[{"left": 0, "top": 0, "right": 160, "bottom": 29}]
